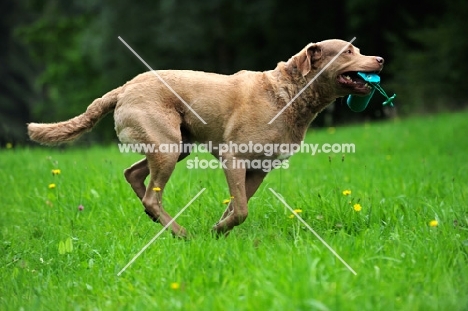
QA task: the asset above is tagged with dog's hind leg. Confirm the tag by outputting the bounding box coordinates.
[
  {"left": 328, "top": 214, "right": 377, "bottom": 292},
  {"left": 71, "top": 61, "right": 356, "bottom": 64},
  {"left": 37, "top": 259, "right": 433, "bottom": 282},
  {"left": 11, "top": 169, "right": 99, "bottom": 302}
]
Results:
[
  {"left": 123, "top": 131, "right": 191, "bottom": 202},
  {"left": 116, "top": 104, "right": 187, "bottom": 236},
  {"left": 142, "top": 150, "right": 187, "bottom": 237},
  {"left": 124, "top": 158, "right": 149, "bottom": 200},
  {"left": 124, "top": 144, "right": 189, "bottom": 202}
]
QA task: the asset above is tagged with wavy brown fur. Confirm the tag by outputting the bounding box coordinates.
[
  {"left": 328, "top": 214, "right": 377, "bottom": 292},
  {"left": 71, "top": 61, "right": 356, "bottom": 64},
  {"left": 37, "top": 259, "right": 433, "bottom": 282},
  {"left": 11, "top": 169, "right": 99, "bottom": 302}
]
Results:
[{"left": 27, "top": 87, "right": 122, "bottom": 145}]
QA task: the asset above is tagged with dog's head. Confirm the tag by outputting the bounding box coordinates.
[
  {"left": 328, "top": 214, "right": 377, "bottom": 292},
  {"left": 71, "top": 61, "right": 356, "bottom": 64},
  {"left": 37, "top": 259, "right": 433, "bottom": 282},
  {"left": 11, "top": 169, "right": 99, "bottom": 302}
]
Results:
[{"left": 289, "top": 39, "right": 384, "bottom": 98}]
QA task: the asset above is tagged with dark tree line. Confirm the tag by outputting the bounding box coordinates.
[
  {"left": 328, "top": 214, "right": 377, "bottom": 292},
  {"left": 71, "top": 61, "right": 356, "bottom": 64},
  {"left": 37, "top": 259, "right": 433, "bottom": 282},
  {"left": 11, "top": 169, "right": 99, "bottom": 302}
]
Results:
[{"left": 1, "top": 0, "right": 467, "bottom": 145}]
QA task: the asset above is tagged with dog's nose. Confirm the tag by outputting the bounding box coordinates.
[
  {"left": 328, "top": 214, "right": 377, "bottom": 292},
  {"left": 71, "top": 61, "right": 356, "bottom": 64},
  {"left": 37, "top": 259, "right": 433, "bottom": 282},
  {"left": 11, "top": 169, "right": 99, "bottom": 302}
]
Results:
[{"left": 376, "top": 57, "right": 384, "bottom": 64}]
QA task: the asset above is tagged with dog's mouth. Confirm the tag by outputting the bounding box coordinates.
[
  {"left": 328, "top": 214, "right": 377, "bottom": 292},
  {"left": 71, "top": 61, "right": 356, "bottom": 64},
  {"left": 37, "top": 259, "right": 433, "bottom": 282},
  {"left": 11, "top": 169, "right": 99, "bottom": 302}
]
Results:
[{"left": 337, "top": 71, "right": 375, "bottom": 95}]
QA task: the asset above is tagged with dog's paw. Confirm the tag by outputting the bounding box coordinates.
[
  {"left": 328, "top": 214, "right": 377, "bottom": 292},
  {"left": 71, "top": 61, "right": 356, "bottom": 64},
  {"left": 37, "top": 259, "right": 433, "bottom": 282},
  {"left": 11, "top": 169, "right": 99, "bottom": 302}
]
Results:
[
  {"left": 171, "top": 226, "right": 188, "bottom": 240},
  {"left": 211, "top": 222, "right": 231, "bottom": 238}
]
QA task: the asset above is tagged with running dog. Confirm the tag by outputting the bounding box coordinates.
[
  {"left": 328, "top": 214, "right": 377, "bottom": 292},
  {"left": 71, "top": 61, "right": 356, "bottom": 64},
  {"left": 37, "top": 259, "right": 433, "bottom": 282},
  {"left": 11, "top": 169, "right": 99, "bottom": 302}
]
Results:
[{"left": 28, "top": 39, "right": 384, "bottom": 237}]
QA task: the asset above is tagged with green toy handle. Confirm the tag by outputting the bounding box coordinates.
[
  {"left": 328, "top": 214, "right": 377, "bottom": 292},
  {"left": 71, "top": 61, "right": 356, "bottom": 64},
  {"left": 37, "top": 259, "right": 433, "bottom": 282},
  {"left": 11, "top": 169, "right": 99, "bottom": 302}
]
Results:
[
  {"left": 347, "top": 90, "right": 375, "bottom": 112},
  {"left": 347, "top": 72, "right": 396, "bottom": 112}
]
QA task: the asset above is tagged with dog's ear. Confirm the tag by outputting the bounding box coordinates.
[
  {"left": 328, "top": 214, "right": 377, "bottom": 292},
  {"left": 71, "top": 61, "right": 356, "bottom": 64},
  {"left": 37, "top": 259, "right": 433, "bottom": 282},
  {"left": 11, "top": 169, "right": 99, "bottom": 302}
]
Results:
[{"left": 296, "top": 43, "right": 322, "bottom": 76}]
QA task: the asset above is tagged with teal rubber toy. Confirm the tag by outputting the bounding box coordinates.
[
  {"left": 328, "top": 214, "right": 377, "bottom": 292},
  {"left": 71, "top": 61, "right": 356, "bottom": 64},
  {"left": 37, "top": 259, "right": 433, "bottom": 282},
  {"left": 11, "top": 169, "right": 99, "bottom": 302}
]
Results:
[{"left": 347, "top": 72, "right": 396, "bottom": 112}]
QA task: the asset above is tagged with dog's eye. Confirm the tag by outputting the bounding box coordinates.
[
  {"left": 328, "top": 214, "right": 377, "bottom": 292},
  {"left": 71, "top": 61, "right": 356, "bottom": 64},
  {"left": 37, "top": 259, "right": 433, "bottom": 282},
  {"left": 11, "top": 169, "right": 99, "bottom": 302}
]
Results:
[{"left": 345, "top": 49, "right": 353, "bottom": 54}]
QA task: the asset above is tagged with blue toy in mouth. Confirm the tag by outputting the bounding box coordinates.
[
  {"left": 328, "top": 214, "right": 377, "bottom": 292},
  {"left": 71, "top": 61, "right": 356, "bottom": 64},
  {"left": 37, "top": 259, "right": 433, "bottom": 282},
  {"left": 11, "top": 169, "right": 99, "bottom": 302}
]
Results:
[{"left": 346, "top": 72, "right": 396, "bottom": 112}]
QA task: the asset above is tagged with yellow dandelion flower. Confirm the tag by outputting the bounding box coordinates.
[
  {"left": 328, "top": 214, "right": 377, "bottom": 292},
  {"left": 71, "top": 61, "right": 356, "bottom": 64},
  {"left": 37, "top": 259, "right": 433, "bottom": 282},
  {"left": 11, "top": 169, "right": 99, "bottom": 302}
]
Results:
[
  {"left": 51, "top": 169, "right": 61, "bottom": 175},
  {"left": 48, "top": 183, "right": 56, "bottom": 189},
  {"left": 6, "top": 142, "right": 13, "bottom": 149},
  {"left": 342, "top": 190, "right": 351, "bottom": 196},
  {"left": 353, "top": 203, "right": 362, "bottom": 212},
  {"left": 429, "top": 220, "right": 438, "bottom": 227},
  {"left": 170, "top": 282, "right": 180, "bottom": 290},
  {"left": 327, "top": 127, "right": 336, "bottom": 134},
  {"left": 289, "top": 209, "right": 303, "bottom": 218},
  {"left": 222, "top": 199, "right": 231, "bottom": 204},
  {"left": 152, "top": 187, "right": 161, "bottom": 192}
]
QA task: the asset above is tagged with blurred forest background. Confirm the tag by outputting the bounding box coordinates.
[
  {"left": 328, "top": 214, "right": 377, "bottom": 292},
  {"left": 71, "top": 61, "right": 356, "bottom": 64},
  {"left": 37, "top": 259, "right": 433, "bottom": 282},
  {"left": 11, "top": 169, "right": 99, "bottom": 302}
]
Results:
[{"left": 1, "top": 0, "right": 467, "bottom": 145}]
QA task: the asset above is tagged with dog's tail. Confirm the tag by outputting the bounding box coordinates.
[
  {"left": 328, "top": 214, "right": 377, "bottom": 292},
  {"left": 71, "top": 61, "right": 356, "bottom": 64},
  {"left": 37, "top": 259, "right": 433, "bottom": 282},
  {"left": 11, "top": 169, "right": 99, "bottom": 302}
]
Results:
[{"left": 28, "top": 87, "right": 123, "bottom": 145}]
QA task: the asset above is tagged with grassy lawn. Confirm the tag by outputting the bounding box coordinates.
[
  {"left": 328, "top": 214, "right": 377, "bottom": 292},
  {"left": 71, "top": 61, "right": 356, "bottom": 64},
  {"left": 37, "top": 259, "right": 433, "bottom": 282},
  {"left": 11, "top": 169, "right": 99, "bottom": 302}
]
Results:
[{"left": 1, "top": 111, "right": 468, "bottom": 310}]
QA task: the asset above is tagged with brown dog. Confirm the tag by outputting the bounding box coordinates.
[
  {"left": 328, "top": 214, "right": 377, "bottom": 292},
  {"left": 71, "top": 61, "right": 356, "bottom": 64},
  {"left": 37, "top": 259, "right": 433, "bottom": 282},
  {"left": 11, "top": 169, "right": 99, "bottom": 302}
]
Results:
[{"left": 28, "top": 39, "right": 384, "bottom": 237}]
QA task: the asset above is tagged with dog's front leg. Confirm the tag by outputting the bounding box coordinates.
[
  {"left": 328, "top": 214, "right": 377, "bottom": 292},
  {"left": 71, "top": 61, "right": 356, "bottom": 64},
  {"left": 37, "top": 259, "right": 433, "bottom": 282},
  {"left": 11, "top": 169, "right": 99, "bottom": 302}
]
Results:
[
  {"left": 213, "top": 159, "right": 248, "bottom": 235},
  {"left": 218, "top": 170, "right": 267, "bottom": 223}
]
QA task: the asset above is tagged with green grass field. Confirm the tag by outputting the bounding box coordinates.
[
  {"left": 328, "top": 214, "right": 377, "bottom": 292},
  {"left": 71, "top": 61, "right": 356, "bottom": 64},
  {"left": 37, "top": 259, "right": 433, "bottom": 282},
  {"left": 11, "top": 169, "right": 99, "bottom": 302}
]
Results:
[{"left": 1, "top": 111, "right": 468, "bottom": 310}]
